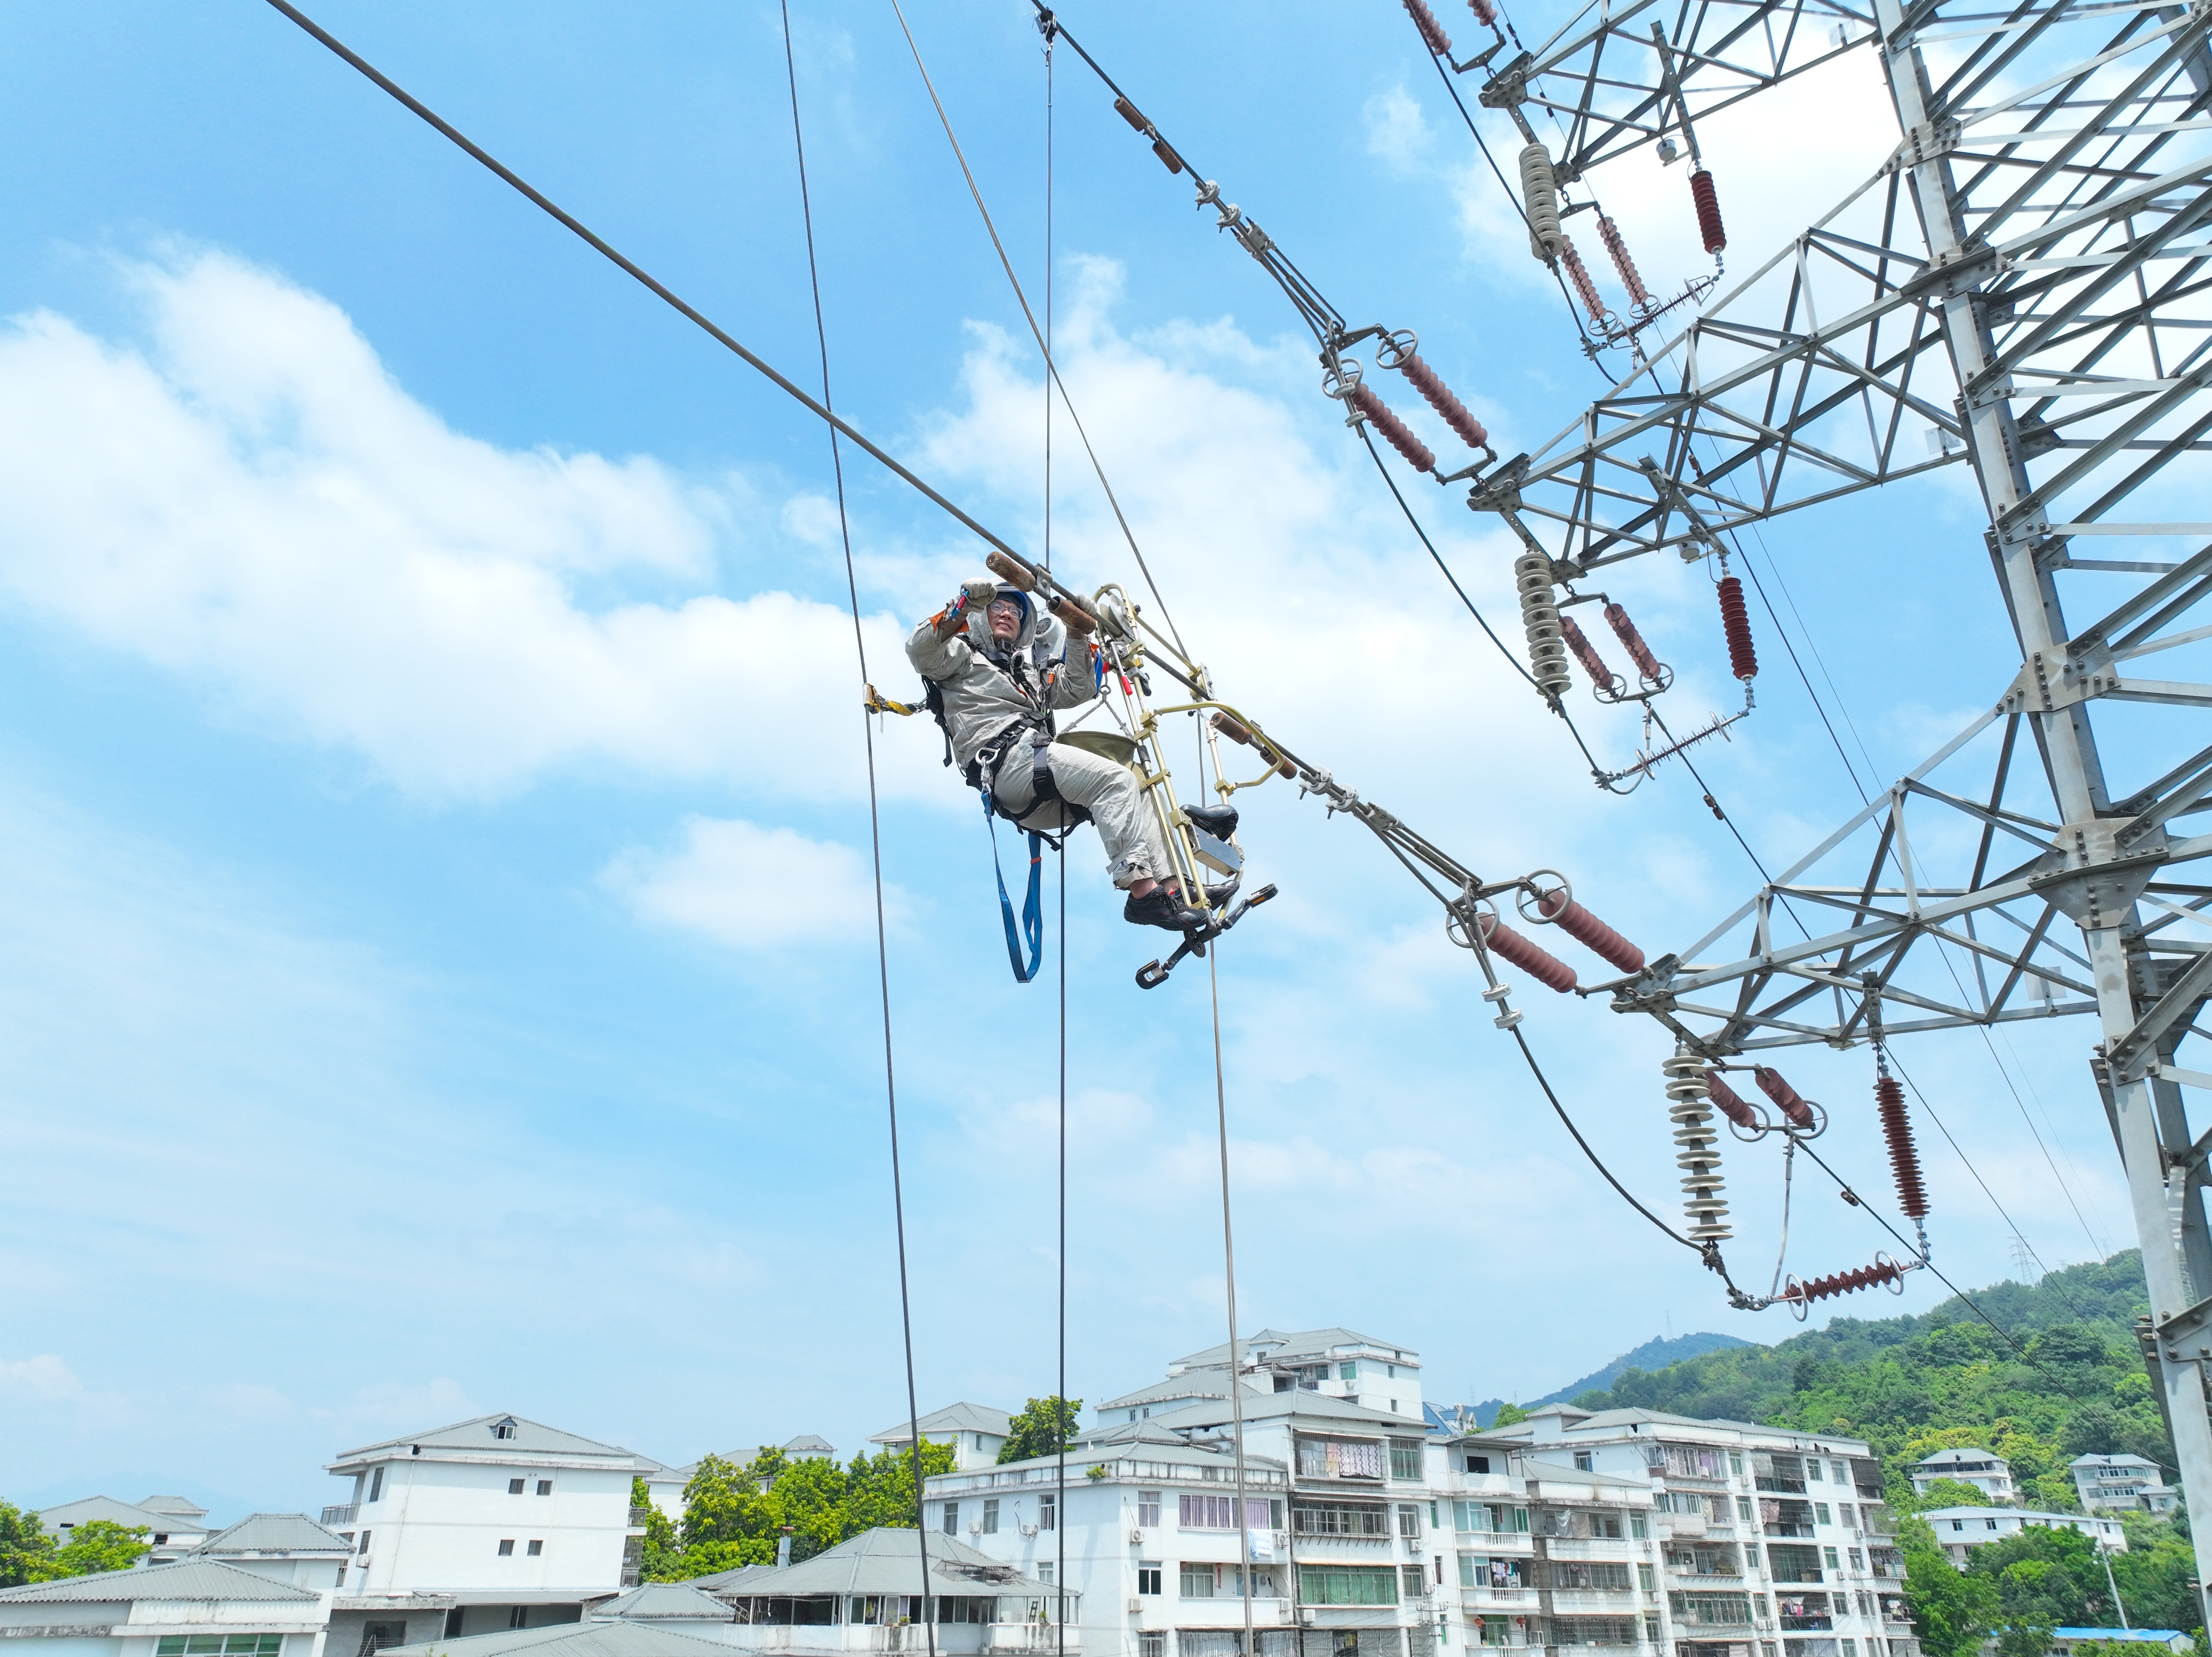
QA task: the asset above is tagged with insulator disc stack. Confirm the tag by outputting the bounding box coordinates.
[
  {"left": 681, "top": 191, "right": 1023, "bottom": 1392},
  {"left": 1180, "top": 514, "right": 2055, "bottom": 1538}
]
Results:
[
  {"left": 1717, "top": 576, "right": 1758, "bottom": 681},
  {"left": 1662, "top": 1052, "right": 1732, "bottom": 1241},
  {"left": 1514, "top": 551, "right": 1573, "bottom": 698},
  {"left": 1754, "top": 1066, "right": 1816, "bottom": 1130},
  {"left": 1403, "top": 0, "right": 1455, "bottom": 56},
  {"left": 1786, "top": 1259, "right": 1904, "bottom": 1306},
  {"left": 1559, "top": 614, "right": 1624, "bottom": 697},
  {"left": 1468, "top": 0, "right": 1497, "bottom": 23},
  {"left": 1702, "top": 1070, "right": 1760, "bottom": 1130},
  {"left": 1559, "top": 237, "right": 1609, "bottom": 325},
  {"left": 1604, "top": 601, "right": 1667, "bottom": 683},
  {"left": 1396, "top": 352, "right": 1490, "bottom": 449},
  {"left": 1520, "top": 144, "right": 1562, "bottom": 261},
  {"left": 1690, "top": 169, "right": 1727, "bottom": 255},
  {"left": 1598, "top": 216, "right": 1651, "bottom": 309},
  {"left": 1476, "top": 913, "right": 1577, "bottom": 993},
  {"left": 1874, "top": 1074, "right": 1931, "bottom": 1219},
  {"left": 1533, "top": 889, "right": 1646, "bottom": 973},
  {"left": 1349, "top": 382, "right": 1436, "bottom": 473}
]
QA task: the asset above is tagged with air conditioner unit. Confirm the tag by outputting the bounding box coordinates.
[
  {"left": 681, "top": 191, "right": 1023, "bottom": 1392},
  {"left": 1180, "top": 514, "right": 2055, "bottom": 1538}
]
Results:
[
  {"left": 1130, "top": 1529, "right": 1145, "bottom": 1545},
  {"left": 1020, "top": 1525, "right": 1039, "bottom": 1538},
  {"left": 1127, "top": 1600, "right": 1143, "bottom": 1615},
  {"left": 1299, "top": 1611, "right": 1317, "bottom": 1626},
  {"left": 969, "top": 1521, "right": 983, "bottom": 1535}
]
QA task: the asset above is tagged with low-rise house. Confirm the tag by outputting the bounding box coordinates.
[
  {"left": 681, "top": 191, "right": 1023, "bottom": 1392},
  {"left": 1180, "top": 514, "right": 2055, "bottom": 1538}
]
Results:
[
  {"left": 869, "top": 1408, "right": 1016, "bottom": 1474},
  {"left": 39, "top": 1498, "right": 211, "bottom": 1566},
  {"left": 2049, "top": 1631, "right": 2191, "bottom": 1654},
  {"left": 703, "top": 1527, "right": 1067, "bottom": 1652},
  {"left": 382, "top": 1622, "right": 733, "bottom": 1657},
  {"left": 1909, "top": 1451, "right": 2013, "bottom": 1504},
  {"left": 2067, "top": 1457, "right": 2177, "bottom": 1517},
  {"left": 1918, "top": 1508, "right": 2125, "bottom": 1564},
  {"left": 1097, "top": 1331, "right": 1426, "bottom": 1429},
  {"left": 589, "top": 1585, "right": 736, "bottom": 1638},
  {"left": 0, "top": 1557, "right": 329, "bottom": 1657},
  {"left": 321, "top": 1413, "right": 656, "bottom": 1639},
  {"left": 197, "top": 1517, "right": 356, "bottom": 1593}
]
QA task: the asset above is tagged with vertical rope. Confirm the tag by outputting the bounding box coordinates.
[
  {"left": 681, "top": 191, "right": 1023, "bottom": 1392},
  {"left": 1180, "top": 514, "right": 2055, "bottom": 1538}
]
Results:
[
  {"left": 1210, "top": 953, "right": 1255, "bottom": 1657},
  {"left": 778, "top": 4, "right": 933, "bottom": 1644},
  {"left": 1046, "top": 29, "right": 1069, "bottom": 1657}
]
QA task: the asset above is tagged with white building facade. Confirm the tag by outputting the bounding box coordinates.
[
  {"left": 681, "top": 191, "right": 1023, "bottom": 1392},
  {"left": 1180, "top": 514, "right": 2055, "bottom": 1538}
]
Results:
[
  {"left": 1917, "top": 1509, "right": 2125, "bottom": 1566},
  {"left": 1906, "top": 1453, "right": 2011, "bottom": 1505},
  {"left": 2067, "top": 1456, "right": 2176, "bottom": 1516}
]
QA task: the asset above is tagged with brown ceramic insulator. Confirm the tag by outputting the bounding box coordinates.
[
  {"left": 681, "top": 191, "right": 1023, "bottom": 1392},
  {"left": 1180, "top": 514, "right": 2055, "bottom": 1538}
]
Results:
[
  {"left": 1876, "top": 1074, "right": 1931, "bottom": 1218},
  {"left": 1690, "top": 169, "right": 1727, "bottom": 254},
  {"left": 1533, "top": 888, "right": 1646, "bottom": 973},
  {"left": 1754, "top": 1066, "right": 1817, "bottom": 1130},
  {"left": 1604, "top": 601, "right": 1667, "bottom": 681},
  {"left": 1396, "top": 352, "right": 1491, "bottom": 449},
  {"left": 1598, "top": 216, "right": 1651, "bottom": 307},
  {"left": 1476, "top": 913, "right": 1579, "bottom": 993},
  {"left": 1349, "top": 382, "right": 1437, "bottom": 472},
  {"left": 1703, "top": 1071, "right": 1761, "bottom": 1130},
  {"left": 1717, "top": 576, "right": 1758, "bottom": 680},
  {"left": 1403, "top": 0, "right": 1455, "bottom": 56}
]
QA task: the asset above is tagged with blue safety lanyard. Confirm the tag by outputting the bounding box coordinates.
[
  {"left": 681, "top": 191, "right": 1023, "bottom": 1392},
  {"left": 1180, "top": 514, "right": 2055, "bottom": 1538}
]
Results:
[{"left": 982, "top": 793, "right": 1044, "bottom": 983}]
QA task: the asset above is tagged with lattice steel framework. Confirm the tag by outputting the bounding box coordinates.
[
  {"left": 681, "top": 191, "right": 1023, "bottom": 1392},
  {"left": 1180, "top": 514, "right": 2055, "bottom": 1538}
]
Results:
[{"left": 1464, "top": 0, "right": 2212, "bottom": 1613}]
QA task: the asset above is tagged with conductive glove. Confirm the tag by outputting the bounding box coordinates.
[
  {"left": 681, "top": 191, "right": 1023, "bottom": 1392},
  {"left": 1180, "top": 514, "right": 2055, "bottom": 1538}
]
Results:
[{"left": 961, "top": 578, "right": 997, "bottom": 606}]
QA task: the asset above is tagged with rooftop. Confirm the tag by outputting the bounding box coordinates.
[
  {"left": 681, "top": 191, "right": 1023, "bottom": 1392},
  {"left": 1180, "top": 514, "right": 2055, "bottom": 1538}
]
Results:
[
  {"left": 330, "top": 1414, "right": 651, "bottom": 1470},
  {"left": 36, "top": 1496, "right": 181, "bottom": 1533},
  {"left": 867, "top": 1404, "right": 1013, "bottom": 1445},
  {"left": 381, "top": 1623, "right": 738, "bottom": 1657},
  {"left": 1171, "top": 1327, "right": 1416, "bottom": 1372},
  {"left": 0, "top": 1558, "right": 321, "bottom": 1605},
  {"left": 589, "top": 1584, "right": 734, "bottom": 1623},
  {"left": 198, "top": 1514, "right": 356, "bottom": 1555},
  {"left": 700, "top": 1527, "right": 1057, "bottom": 1601},
  {"left": 1920, "top": 1507, "right": 2116, "bottom": 1525},
  {"left": 1917, "top": 1448, "right": 2009, "bottom": 1467},
  {"left": 2070, "top": 1455, "right": 2163, "bottom": 1472},
  {"left": 140, "top": 1496, "right": 211, "bottom": 1520}
]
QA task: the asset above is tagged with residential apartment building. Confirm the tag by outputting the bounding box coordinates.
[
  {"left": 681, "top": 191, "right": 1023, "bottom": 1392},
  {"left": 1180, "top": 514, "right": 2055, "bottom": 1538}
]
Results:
[
  {"left": 1098, "top": 1332, "right": 1425, "bottom": 1430},
  {"left": 320, "top": 1413, "right": 655, "bottom": 1647},
  {"left": 0, "top": 1557, "right": 333, "bottom": 1657},
  {"left": 1918, "top": 1509, "right": 2125, "bottom": 1565},
  {"left": 2067, "top": 1456, "right": 2176, "bottom": 1516},
  {"left": 40, "top": 1497, "right": 212, "bottom": 1565},
  {"left": 869, "top": 1405, "right": 1016, "bottom": 1472},
  {"left": 1906, "top": 1453, "right": 2010, "bottom": 1504}
]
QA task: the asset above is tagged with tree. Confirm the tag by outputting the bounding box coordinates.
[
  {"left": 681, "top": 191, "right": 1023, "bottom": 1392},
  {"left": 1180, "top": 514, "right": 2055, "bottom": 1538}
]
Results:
[
  {"left": 641, "top": 1440, "right": 957, "bottom": 1582},
  {"left": 630, "top": 1478, "right": 680, "bottom": 1583},
  {"left": 1901, "top": 1515, "right": 1999, "bottom": 1657},
  {"left": 845, "top": 1441, "right": 955, "bottom": 1532},
  {"left": 0, "top": 1503, "right": 54, "bottom": 1589},
  {"left": 47, "top": 1521, "right": 151, "bottom": 1579},
  {"left": 1967, "top": 1524, "right": 2109, "bottom": 1657},
  {"left": 1490, "top": 1404, "right": 1532, "bottom": 1429},
  {"left": 999, "top": 1398, "right": 1084, "bottom": 1465}
]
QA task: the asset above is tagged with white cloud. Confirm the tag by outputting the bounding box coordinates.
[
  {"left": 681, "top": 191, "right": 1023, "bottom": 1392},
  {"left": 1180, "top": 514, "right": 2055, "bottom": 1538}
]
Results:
[
  {"left": 0, "top": 1354, "right": 88, "bottom": 1403},
  {"left": 0, "top": 248, "right": 923, "bottom": 804},
  {"left": 1364, "top": 86, "right": 1434, "bottom": 174},
  {"left": 601, "top": 816, "right": 904, "bottom": 950}
]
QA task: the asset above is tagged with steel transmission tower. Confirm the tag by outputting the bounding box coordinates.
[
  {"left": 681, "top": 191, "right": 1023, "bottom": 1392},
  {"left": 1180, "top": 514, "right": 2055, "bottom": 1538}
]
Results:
[{"left": 1459, "top": 0, "right": 2212, "bottom": 1614}]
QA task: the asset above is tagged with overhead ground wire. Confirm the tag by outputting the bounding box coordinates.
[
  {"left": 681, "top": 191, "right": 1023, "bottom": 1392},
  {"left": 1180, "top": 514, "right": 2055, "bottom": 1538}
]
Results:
[{"left": 776, "top": 0, "right": 938, "bottom": 1619}]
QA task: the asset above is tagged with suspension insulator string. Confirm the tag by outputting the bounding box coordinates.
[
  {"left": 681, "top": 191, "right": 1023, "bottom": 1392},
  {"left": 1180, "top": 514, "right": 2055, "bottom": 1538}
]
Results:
[
  {"left": 1393, "top": 351, "right": 1490, "bottom": 450},
  {"left": 1716, "top": 573, "right": 1758, "bottom": 682},
  {"left": 1476, "top": 912, "right": 1578, "bottom": 993},
  {"left": 1558, "top": 237, "right": 1609, "bottom": 326},
  {"left": 1603, "top": 600, "right": 1668, "bottom": 685},
  {"left": 1754, "top": 1066, "right": 1817, "bottom": 1131},
  {"left": 1597, "top": 215, "right": 1651, "bottom": 309},
  {"left": 1347, "top": 382, "right": 1436, "bottom": 473},
  {"left": 1662, "top": 1050, "right": 1732, "bottom": 1242},
  {"left": 1866, "top": 990, "right": 1934, "bottom": 1244},
  {"left": 1690, "top": 168, "right": 1727, "bottom": 256},
  {"left": 1519, "top": 143, "right": 1562, "bottom": 260},
  {"left": 1467, "top": 0, "right": 1499, "bottom": 26},
  {"left": 1559, "top": 613, "right": 1625, "bottom": 697},
  {"left": 1530, "top": 888, "right": 1645, "bottom": 973},
  {"left": 1514, "top": 550, "right": 1573, "bottom": 699},
  {"left": 1403, "top": 0, "right": 1455, "bottom": 56}
]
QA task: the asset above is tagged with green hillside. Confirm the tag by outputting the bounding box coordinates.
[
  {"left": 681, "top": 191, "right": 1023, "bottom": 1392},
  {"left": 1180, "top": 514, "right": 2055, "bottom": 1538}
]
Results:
[{"left": 1568, "top": 1251, "right": 2205, "bottom": 1646}]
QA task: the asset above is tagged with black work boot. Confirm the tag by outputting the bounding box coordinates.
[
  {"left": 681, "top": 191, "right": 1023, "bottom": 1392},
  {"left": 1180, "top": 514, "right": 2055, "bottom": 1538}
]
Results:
[{"left": 1124, "top": 886, "right": 1208, "bottom": 933}]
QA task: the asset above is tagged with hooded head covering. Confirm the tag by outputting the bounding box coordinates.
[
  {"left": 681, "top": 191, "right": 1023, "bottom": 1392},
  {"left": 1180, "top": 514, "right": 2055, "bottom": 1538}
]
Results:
[{"left": 971, "top": 582, "right": 1046, "bottom": 660}]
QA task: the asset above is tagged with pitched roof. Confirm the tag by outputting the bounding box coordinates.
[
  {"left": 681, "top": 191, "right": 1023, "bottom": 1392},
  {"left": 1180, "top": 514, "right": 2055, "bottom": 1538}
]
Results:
[
  {"left": 140, "top": 1496, "right": 210, "bottom": 1519},
  {"left": 1140, "top": 1389, "right": 1417, "bottom": 1434},
  {"left": 783, "top": 1436, "right": 836, "bottom": 1454},
  {"left": 868, "top": 1404, "right": 1013, "bottom": 1445},
  {"left": 2070, "top": 1454, "right": 2163, "bottom": 1471},
  {"left": 589, "top": 1584, "right": 733, "bottom": 1623},
  {"left": 382, "top": 1623, "right": 737, "bottom": 1657},
  {"left": 1920, "top": 1507, "right": 2110, "bottom": 1524},
  {"left": 700, "top": 1527, "right": 1054, "bottom": 1600},
  {"left": 1097, "top": 1373, "right": 1237, "bottom": 1412},
  {"left": 1172, "top": 1328, "right": 1415, "bottom": 1369},
  {"left": 331, "top": 1414, "right": 647, "bottom": 1466},
  {"left": 36, "top": 1496, "right": 172, "bottom": 1531},
  {"left": 1917, "top": 1446, "right": 2008, "bottom": 1466},
  {"left": 198, "top": 1514, "right": 355, "bottom": 1554},
  {"left": 0, "top": 1558, "right": 320, "bottom": 1605},
  {"left": 684, "top": 1564, "right": 773, "bottom": 1592}
]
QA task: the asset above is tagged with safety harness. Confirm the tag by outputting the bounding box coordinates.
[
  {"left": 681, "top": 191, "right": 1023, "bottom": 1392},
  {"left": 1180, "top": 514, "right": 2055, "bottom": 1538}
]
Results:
[{"left": 921, "top": 624, "right": 1092, "bottom": 983}]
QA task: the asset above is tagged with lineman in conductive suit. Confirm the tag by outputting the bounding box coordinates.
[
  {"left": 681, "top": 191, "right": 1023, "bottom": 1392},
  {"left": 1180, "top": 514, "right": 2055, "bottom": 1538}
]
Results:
[{"left": 907, "top": 577, "right": 1236, "bottom": 932}]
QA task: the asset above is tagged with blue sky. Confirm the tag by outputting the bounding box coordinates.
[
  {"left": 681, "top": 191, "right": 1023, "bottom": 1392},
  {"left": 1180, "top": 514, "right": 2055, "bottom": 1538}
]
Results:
[{"left": 0, "top": 0, "right": 2143, "bottom": 1520}]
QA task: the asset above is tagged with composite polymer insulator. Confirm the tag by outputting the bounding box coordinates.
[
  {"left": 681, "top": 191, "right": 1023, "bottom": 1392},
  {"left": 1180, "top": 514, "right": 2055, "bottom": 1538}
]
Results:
[
  {"left": 1703, "top": 1070, "right": 1761, "bottom": 1130},
  {"left": 1717, "top": 576, "right": 1758, "bottom": 681},
  {"left": 1468, "top": 0, "right": 1498, "bottom": 23},
  {"left": 1661, "top": 1052, "right": 1732, "bottom": 1242},
  {"left": 1403, "top": 0, "right": 1455, "bottom": 56},
  {"left": 1785, "top": 1259, "right": 1904, "bottom": 1306},
  {"left": 1597, "top": 216, "right": 1651, "bottom": 309},
  {"left": 1520, "top": 144, "right": 1562, "bottom": 261},
  {"left": 1476, "top": 912, "right": 1576, "bottom": 992},
  {"left": 1875, "top": 1074, "right": 1931, "bottom": 1219},
  {"left": 1559, "top": 237, "right": 1609, "bottom": 325},
  {"left": 1514, "top": 550, "right": 1573, "bottom": 698},
  {"left": 1559, "top": 614, "right": 1624, "bottom": 697},
  {"left": 1396, "top": 352, "right": 1490, "bottom": 450},
  {"left": 1754, "top": 1066, "right": 1817, "bottom": 1130},
  {"left": 1532, "top": 888, "right": 1646, "bottom": 973},
  {"left": 1603, "top": 601, "right": 1667, "bottom": 683},
  {"left": 1114, "top": 95, "right": 1151, "bottom": 133},
  {"left": 1348, "top": 382, "right": 1437, "bottom": 472},
  {"left": 1690, "top": 169, "right": 1727, "bottom": 255}
]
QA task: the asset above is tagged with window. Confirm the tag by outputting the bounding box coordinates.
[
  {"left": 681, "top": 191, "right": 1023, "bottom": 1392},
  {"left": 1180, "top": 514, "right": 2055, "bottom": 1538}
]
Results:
[
  {"left": 358, "top": 1532, "right": 372, "bottom": 1556},
  {"left": 509, "top": 1479, "right": 526, "bottom": 1494},
  {"left": 1730, "top": 1454, "right": 1745, "bottom": 1478},
  {"left": 1631, "top": 1513, "right": 1648, "bottom": 1540},
  {"left": 369, "top": 1468, "right": 384, "bottom": 1502},
  {"left": 1638, "top": 1564, "right": 1655, "bottom": 1591},
  {"left": 1401, "top": 1565, "right": 1428, "bottom": 1601},
  {"left": 1823, "top": 1549, "right": 1840, "bottom": 1570},
  {"left": 983, "top": 1499, "right": 1000, "bottom": 1534},
  {"left": 1392, "top": 1439, "right": 1426, "bottom": 1480},
  {"left": 1038, "top": 1563, "right": 1054, "bottom": 1586},
  {"left": 1297, "top": 1566, "right": 1399, "bottom": 1605},
  {"left": 359, "top": 1621, "right": 408, "bottom": 1657},
  {"left": 1808, "top": 1460, "right": 1825, "bottom": 1481},
  {"left": 527, "top": 1540, "right": 543, "bottom": 1557},
  {"left": 1574, "top": 1452, "right": 1594, "bottom": 1472},
  {"left": 493, "top": 1419, "right": 517, "bottom": 1441},
  {"left": 1948, "top": 1520, "right": 1963, "bottom": 1533},
  {"left": 1466, "top": 1456, "right": 1490, "bottom": 1474},
  {"left": 1645, "top": 1616, "right": 1662, "bottom": 1645},
  {"left": 154, "top": 1534, "right": 171, "bottom": 1546},
  {"left": 1838, "top": 1504, "right": 1855, "bottom": 1527},
  {"left": 1846, "top": 1549, "right": 1863, "bottom": 1571},
  {"left": 157, "top": 1639, "right": 284, "bottom": 1656},
  {"left": 1295, "top": 1502, "right": 1391, "bottom": 1536},
  {"left": 1339, "top": 1363, "right": 1359, "bottom": 1381},
  {"left": 1983, "top": 1520, "right": 1997, "bottom": 1532},
  {"left": 1040, "top": 1494, "right": 1057, "bottom": 1531},
  {"left": 1298, "top": 1438, "right": 1385, "bottom": 1479},
  {"left": 1815, "top": 1505, "right": 1832, "bottom": 1526},
  {"left": 1141, "top": 1635, "right": 1166, "bottom": 1657},
  {"left": 1181, "top": 1493, "right": 1237, "bottom": 1528},
  {"left": 943, "top": 1502, "right": 959, "bottom": 1536},
  {"left": 1739, "top": 1497, "right": 1754, "bottom": 1521},
  {"left": 537, "top": 1480, "right": 553, "bottom": 1497},
  {"left": 1138, "top": 1492, "right": 1161, "bottom": 1528},
  {"left": 498, "top": 1540, "right": 516, "bottom": 1557},
  {"left": 1180, "top": 1564, "right": 1277, "bottom": 1599},
  {"left": 1138, "top": 1562, "right": 1163, "bottom": 1595},
  {"left": 507, "top": 1609, "right": 528, "bottom": 1630},
  {"left": 1399, "top": 1505, "right": 1422, "bottom": 1538}
]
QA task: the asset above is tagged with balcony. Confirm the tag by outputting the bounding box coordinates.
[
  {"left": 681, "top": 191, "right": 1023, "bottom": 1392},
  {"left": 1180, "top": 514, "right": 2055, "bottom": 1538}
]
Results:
[
  {"left": 1763, "top": 1525, "right": 1816, "bottom": 1539},
  {"left": 1549, "top": 1592, "right": 1636, "bottom": 1613},
  {"left": 322, "top": 1507, "right": 358, "bottom": 1527},
  {"left": 1780, "top": 1617, "right": 1835, "bottom": 1632},
  {"left": 1461, "top": 1588, "right": 1537, "bottom": 1609},
  {"left": 1755, "top": 1479, "right": 1807, "bottom": 1495}
]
